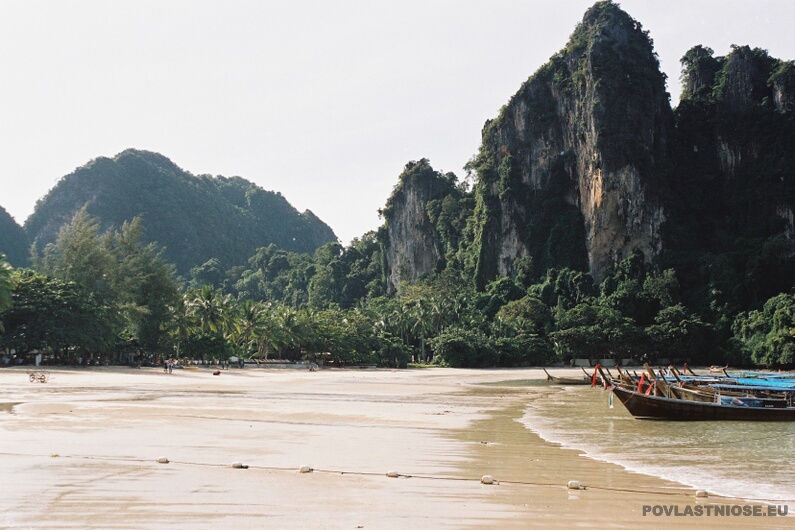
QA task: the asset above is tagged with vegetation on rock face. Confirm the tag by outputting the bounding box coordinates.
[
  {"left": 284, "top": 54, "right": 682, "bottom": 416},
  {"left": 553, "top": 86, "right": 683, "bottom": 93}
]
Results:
[
  {"left": 2, "top": 2, "right": 794, "bottom": 369},
  {"left": 664, "top": 43, "right": 795, "bottom": 327},
  {"left": 0, "top": 206, "right": 30, "bottom": 268},
  {"left": 380, "top": 159, "right": 472, "bottom": 291},
  {"left": 24, "top": 149, "right": 337, "bottom": 276},
  {"left": 465, "top": 0, "right": 671, "bottom": 287}
]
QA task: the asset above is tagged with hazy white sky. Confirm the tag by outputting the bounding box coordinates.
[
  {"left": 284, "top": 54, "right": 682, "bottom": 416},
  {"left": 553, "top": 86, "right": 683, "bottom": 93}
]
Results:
[{"left": 2, "top": 0, "right": 793, "bottom": 244}]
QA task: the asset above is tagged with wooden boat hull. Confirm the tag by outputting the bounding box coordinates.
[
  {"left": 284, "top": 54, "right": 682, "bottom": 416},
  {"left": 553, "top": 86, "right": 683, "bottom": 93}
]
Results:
[
  {"left": 611, "top": 385, "right": 795, "bottom": 421},
  {"left": 548, "top": 377, "right": 593, "bottom": 385},
  {"left": 668, "top": 385, "right": 717, "bottom": 403},
  {"left": 543, "top": 368, "right": 596, "bottom": 385}
]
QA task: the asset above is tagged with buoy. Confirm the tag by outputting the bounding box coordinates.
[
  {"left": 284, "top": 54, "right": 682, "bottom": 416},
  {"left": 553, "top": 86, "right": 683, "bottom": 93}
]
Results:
[
  {"left": 232, "top": 462, "right": 248, "bottom": 469},
  {"left": 695, "top": 490, "right": 708, "bottom": 498},
  {"left": 386, "top": 470, "right": 400, "bottom": 478},
  {"left": 481, "top": 475, "right": 496, "bottom": 485},
  {"left": 299, "top": 465, "right": 313, "bottom": 473},
  {"left": 156, "top": 457, "right": 169, "bottom": 464},
  {"left": 567, "top": 480, "right": 581, "bottom": 490}
]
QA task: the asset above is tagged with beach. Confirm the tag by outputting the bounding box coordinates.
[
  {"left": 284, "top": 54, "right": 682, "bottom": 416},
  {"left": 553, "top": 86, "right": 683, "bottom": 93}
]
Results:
[{"left": 0, "top": 366, "right": 789, "bottom": 529}]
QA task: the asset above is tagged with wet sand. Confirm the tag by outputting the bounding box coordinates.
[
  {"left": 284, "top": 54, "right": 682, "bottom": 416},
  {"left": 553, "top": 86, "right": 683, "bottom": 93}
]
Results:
[{"left": 0, "top": 366, "right": 787, "bottom": 528}]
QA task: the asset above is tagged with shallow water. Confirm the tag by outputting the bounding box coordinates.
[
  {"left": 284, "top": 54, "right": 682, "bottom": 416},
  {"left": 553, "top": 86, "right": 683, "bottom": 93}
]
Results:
[{"left": 520, "top": 384, "right": 795, "bottom": 503}]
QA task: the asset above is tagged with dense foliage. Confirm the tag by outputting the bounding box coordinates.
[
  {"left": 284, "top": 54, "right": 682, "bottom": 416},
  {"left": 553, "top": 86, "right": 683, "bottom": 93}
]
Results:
[
  {"left": 662, "top": 44, "right": 795, "bottom": 331},
  {"left": 0, "top": 206, "right": 29, "bottom": 268},
  {"left": 2, "top": 2, "right": 793, "bottom": 369},
  {"left": 23, "top": 149, "right": 337, "bottom": 276}
]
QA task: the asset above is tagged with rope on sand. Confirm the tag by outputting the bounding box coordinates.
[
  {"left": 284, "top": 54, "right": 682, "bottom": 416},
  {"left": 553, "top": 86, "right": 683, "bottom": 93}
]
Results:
[{"left": 2, "top": 450, "right": 792, "bottom": 502}]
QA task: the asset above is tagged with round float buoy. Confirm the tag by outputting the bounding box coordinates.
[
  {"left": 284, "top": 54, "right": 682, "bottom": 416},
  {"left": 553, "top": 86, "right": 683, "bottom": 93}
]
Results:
[
  {"left": 695, "top": 490, "right": 708, "bottom": 498},
  {"left": 299, "top": 465, "right": 313, "bottom": 473},
  {"left": 386, "top": 470, "right": 400, "bottom": 478},
  {"left": 567, "top": 480, "right": 581, "bottom": 490},
  {"left": 481, "top": 475, "right": 495, "bottom": 485},
  {"left": 156, "top": 457, "right": 169, "bottom": 464},
  {"left": 232, "top": 462, "right": 248, "bottom": 469}
]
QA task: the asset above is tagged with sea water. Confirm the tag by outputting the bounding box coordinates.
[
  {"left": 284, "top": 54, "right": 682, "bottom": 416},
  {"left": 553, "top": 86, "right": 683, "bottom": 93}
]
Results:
[{"left": 520, "top": 384, "right": 795, "bottom": 503}]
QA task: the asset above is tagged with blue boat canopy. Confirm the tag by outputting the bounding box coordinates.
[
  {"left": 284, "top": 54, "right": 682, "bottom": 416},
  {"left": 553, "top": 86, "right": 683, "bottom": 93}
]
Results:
[{"left": 711, "top": 383, "right": 795, "bottom": 393}]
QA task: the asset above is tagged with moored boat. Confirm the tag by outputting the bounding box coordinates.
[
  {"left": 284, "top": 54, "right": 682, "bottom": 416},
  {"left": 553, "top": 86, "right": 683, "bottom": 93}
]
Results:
[
  {"left": 542, "top": 367, "right": 598, "bottom": 386},
  {"left": 609, "top": 384, "right": 795, "bottom": 421}
]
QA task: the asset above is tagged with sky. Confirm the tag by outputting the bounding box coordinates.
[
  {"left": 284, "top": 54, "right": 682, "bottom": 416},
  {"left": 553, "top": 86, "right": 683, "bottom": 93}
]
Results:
[{"left": 1, "top": 0, "right": 794, "bottom": 245}]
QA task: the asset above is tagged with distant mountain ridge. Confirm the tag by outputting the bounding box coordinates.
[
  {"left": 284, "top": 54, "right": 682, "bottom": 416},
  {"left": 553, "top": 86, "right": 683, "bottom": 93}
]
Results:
[{"left": 23, "top": 149, "right": 337, "bottom": 275}]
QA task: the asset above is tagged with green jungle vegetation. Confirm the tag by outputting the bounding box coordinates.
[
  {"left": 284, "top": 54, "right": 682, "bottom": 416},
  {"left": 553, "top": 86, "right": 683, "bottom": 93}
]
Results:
[
  {"left": 0, "top": 206, "right": 29, "bottom": 268},
  {"left": 1, "top": 2, "right": 793, "bottom": 369},
  {"left": 23, "top": 149, "right": 337, "bottom": 276},
  {"left": 0, "top": 193, "right": 792, "bottom": 368}
]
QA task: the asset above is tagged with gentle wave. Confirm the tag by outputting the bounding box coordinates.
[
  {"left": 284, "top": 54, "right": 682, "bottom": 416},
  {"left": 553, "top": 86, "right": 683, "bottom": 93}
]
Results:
[{"left": 520, "top": 385, "right": 795, "bottom": 503}]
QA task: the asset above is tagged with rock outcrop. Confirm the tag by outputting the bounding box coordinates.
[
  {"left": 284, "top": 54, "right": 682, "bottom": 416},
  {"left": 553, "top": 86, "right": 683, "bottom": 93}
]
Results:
[
  {"left": 772, "top": 62, "right": 795, "bottom": 113},
  {"left": 381, "top": 159, "right": 458, "bottom": 293},
  {"left": 469, "top": 1, "right": 671, "bottom": 284},
  {"left": 677, "top": 44, "right": 795, "bottom": 247}
]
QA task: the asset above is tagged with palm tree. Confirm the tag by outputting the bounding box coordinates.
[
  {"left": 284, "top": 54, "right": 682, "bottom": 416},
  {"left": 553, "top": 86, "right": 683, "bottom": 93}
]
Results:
[
  {"left": 409, "top": 300, "right": 433, "bottom": 363},
  {"left": 185, "top": 285, "right": 233, "bottom": 335},
  {"left": 270, "top": 305, "right": 303, "bottom": 359},
  {"left": 233, "top": 300, "right": 271, "bottom": 359},
  {"left": 182, "top": 285, "right": 235, "bottom": 360},
  {"left": 163, "top": 298, "right": 191, "bottom": 358}
]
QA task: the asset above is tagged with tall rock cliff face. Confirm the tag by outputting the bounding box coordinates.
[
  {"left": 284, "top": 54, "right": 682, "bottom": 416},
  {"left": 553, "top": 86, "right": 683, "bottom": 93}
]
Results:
[
  {"left": 381, "top": 159, "right": 458, "bottom": 293},
  {"left": 772, "top": 62, "right": 795, "bottom": 113},
  {"left": 469, "top": 1, "right": 671, "bottom": 285},
  {"left": 675, "top": 45, "right": 795, "bottom": 246}
]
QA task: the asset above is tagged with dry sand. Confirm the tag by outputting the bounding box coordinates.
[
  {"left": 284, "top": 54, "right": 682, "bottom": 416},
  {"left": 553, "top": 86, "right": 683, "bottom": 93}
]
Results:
[{"left": 0, "top": 366, "right": 788, "bottom": 529}]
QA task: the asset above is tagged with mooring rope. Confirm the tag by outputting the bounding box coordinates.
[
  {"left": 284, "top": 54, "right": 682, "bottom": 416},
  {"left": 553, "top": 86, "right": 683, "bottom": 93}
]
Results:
[{"left": 4, "top": 450, "right": 791, "bottom": 502}]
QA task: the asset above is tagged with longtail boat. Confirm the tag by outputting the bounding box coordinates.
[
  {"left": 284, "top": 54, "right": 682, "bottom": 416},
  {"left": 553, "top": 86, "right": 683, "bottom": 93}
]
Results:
[
  {"left": 609, "top": 384, "right": 795, "bottom": 421},
  {"left": 542, "top": 368, "right": 598, "bottom": 386},
  {"left": 598, "top": 365, "right": 795, "bottom": 421}
]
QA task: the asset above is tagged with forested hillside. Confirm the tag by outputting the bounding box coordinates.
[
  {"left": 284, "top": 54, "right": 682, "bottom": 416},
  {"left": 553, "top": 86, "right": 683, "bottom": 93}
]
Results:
[
  {"left": 0, "top": 206, "right": 29, "bottom": 267},
  {"left": 2, "top": 1, "right": 793, "bottom": 369},
  {"left": 24, "top": 149, "right": 337, "bottom": 275}
]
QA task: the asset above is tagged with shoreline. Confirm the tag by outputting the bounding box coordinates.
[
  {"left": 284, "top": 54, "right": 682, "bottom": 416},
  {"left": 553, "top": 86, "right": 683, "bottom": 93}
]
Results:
[{"left": 0, "top": 366, "right": 788, "bottom": 528}]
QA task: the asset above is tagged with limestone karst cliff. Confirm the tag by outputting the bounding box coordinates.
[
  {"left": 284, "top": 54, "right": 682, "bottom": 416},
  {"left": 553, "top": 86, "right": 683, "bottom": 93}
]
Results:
[
  {"left": 381, "top": 0, "right": 793, "bottom": 300},
  {"left": 381, "top": 159, "right": 461, "bottom": 293},
  {"left": 672, "top": 44, "right": 795, "bottom": 260},
  {"left": 468, "top": 1, "right": 671, "bottom": 285}
]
